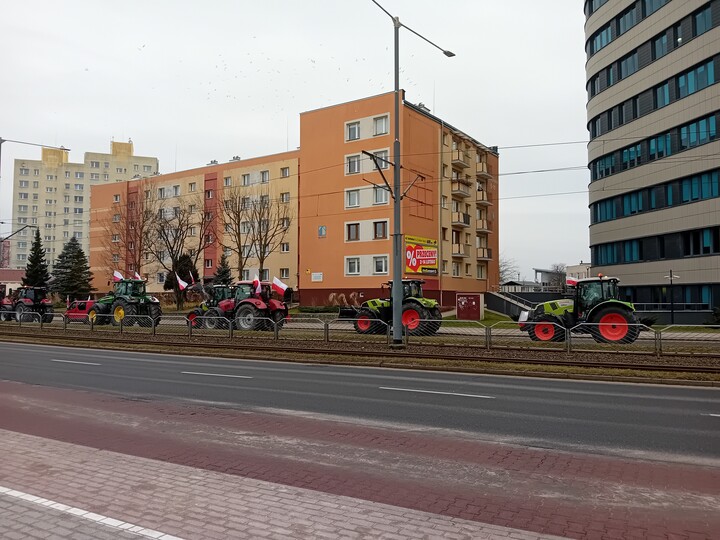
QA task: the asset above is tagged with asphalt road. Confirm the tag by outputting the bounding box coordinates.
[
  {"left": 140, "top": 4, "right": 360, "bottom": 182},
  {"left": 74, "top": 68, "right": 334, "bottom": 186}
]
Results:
[{"left": 1, "top": 342, "right": 719, "bottom": 464}]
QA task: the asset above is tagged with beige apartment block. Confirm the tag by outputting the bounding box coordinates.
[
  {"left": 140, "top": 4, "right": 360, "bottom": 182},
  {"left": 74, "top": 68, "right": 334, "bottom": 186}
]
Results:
[
  {"left": 89, "top": 152, "right": 299, "bottom": 294},
  {"left": 11, "top": 141, "right": 158, "bottom": 270},
  {"left": 585, "top": 0, "right": 720, "bottom": 318}
]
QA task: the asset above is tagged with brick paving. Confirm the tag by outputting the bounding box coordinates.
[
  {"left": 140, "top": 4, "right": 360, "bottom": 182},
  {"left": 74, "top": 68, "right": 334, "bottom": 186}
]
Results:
[
  {"left": 0, "top": 430, "right": 563, "bottom": 540},
  {"left": 0, "top": 381, "right": 719, "bottom": 539}
]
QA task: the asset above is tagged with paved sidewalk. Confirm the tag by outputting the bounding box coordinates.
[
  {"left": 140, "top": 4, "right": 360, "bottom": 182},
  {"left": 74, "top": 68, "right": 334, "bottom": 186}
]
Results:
[{"left": 0, "top": 430, "right": 564, "bottom": 540}]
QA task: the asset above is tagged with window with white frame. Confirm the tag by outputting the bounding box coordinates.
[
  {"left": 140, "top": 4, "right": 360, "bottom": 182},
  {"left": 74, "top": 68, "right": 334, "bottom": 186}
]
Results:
[
  {"left": 373, "top": 150, "right": 389, "bottom": 169},
  {"left": 260, "top": 269, "right": 269, "bottom": 281},
  {"left": 346, "top": 122, "right": 360, "bottom": 141},
  {"left": 452, "top": 262, "right": 460, "bottom": 276},
  {"left": 373, "top": 186, "right": 389, "bottom": 204},
  {"left": 441, "top": 195, "right": 448, "bottom": 209},
  {"left": 19, "top": 181, "right": 28, "bottom": 188},
  {"left": 113, "top": 194, "right": 121, "bottom": 203},
  {"left": 19, "top": 168, "right": 29, "bottom": 176},
  {"left": 373, "top": 255, "right": 388, "bottom": 274},
  {"left": 281, "top": 217, "right": 290, "bottom": 229},
  {"left": 74, "top": 232, "right": 83, "bottom": 239},
  {"left": 224, "top": 177, "right": 232, "bottom": 187},
  {"left": 346, "top": 155, "right": 360, "bottom": 174},
  {"left": 241, "top": 174, "right": 250, "bottom": 186},
  {"left": 205, "top": 259, "right": 213, "bottom": 268},
  {"left": 112, "top": 214, "right": 121, "bottom": 222},
  {"left": 205, "top": 189, "right": 213, "bottom": 199},
  {"left": 242, "top": 269, "right": 250, "bottom": 281},
  {"left": 90, "top": 161, "right": 100, "bottom": 168},
  {"left": 111, "top": 234, "right": 120, "bottom": 242},
  {"left": 157, "top": 273, "right": 165, "bottom": 284},
  {"left": 346, "top": 189, "right": 360, "bottom": 208},
  {"left": 281, "top": 242, "right": 290, "bottom": 252},
  {"left": 143, "top": 165, "right": 152, "bottom": 172},
  {"left": 280, "top": 192, "right": 290, "bottom": 203},
  {"left": 374, "top": 115, "right": 388, "bottom": 135},
  {"left": 172, "top": 185, "right": 180, "bottom": 196},
  {"left": 346, "top": 257, "right": 360, "bottom": 275},
  {"left": 223, "top": 247, "right": 231, "bottom": 257},
  {"left": 281, "top": 167, "right": 290, "bottom": 177},
  {"left": 189, "top": 182, "right": 196, "bottom": 192},
  {"left": 261, "top": 170, "right": 269, "bottom": 183},
  {"left": 280, "top": 268, "right": 290, "bottom": 279},
  {"left": 18, "top": 193, "right": 28, "bottom": 200}
]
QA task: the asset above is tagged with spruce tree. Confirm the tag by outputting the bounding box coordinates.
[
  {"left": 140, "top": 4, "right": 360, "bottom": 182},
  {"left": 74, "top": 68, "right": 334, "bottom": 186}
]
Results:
[
  {"left": 23, "top": 229, "right": 50, "bottom": 287},
  {"left": 50, "top": 237, "right": 94, "bottom": 301},
  {"left": 215, "top": 253, "right": 232, "bottom": 285}
]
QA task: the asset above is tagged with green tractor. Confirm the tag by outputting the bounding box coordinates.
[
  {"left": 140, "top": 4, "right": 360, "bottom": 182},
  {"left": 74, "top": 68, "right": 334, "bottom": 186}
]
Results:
[
  {"left": 339, "top": 279, "right": 442, "bottom": 336},
  {"left": 518, "top": 276, "right": 639, "bottom": 343},
  {"left": 88, "top": 279, "right": 162, "bottom": 327}
]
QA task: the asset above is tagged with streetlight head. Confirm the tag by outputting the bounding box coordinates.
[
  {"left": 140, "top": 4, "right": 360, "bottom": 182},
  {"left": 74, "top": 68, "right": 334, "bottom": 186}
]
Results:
[{"left": 443, "top": 50, "right": 455, "bottom": 57}]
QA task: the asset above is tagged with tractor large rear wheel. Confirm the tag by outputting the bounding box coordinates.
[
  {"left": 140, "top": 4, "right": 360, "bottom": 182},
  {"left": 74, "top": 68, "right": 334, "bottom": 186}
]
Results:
[
  {"left": 401, "top": 303, "right": 429, "bottom": 336},
  {"left": 42, "top": 306, "right": 54, "bottom": 324},
  {"left": 15, "top": 304, "right": 31, "bottom": 323},
  {"left": 147, "top": 304, "right": 162, "bottom": 327},
  {"left": 528, "top": 315, "right": 566, "bottom": 342},
  {"left": 591, "top": 308, "right": 639, "bottom": 344}
]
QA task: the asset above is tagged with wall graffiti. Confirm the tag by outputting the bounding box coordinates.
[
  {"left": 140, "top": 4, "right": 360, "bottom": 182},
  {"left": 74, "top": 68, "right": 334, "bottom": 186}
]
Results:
[{"left": 327, "top": 291, "right": 361, "bottom": 307}]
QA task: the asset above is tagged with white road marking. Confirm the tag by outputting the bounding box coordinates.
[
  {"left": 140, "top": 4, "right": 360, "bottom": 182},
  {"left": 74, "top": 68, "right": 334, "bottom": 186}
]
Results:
[
  {"left": 50, "top": 359, "right": 101, "bottom": 366},
  {"left": 703, "top": 413, "right": 720, "bottom": 418},
  {"left": 379, "top": 386, "right": 495, "bottom": 399},
  {"left": 180, "top": 371, "right": 253, "bottom": 379},
  {"left": 0, "top": 485, "right": 185, "bottom": 540}
]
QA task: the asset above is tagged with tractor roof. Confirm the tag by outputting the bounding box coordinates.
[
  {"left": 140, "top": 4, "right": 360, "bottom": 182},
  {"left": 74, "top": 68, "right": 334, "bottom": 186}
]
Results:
[{"left": 576, "top": 276, "right": 620, "bottom": 283}]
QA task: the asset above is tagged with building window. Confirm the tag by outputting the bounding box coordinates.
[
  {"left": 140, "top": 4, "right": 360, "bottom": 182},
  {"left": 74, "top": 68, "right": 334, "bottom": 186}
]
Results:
[
  {"left": 318, "top": 225, "right": 326, "bottom": 238},
  {"left": 75, "top": 172, "right": 84, "bottom": 179},
  {"left": 281, "top": 167, "right": 290, "bottom": 178},
  {"left": 280, "top": 192, "right": 290, "bottom": 203},
  {"left": 188, "top": 182, "right": 196, "bottom": 192},
  {"left": 452, "top": 262, "right": 460, "bottom": 277},
  {"left": 157, "top": 273, "right": 165, "bottom": 284},
  {"left": 258, "top": 269, "right": 268, "bottom": 281},
  {"left": 373, "top": 221, "right": 387, "bottom": 239},
  {"left": 281, "top": 242, "right": 290, "bottom": 252},
  {"left": 205, "top": 189, "right": 213, "bottom": 199},
  {"left": 113, "top": 194, "right": 121, "bottom": 203},
  {"left": 373, "top": 186, "right": 389, "bottom": 204},
  {"left": 73, "top": 208, "right": 83, "bottom": 214},
  {"left": 74, "top": 196, "right": 84, "bottom": 203},
  {"left": 346, "top": 223, "right": 359, "bottom": 241},
  {"left": 374, "top": 116, "right": 388, "bottom": 135},
  {"left": 695, "top": 5, "right": 712, "bottom": 36},
  {"left": 111, "top": 234, "right": 120, "bottom": 243},
  {"left": 373, "top": 256, "right": 388, "bottom": 274},
  {"left": 652, "top": 33, "right": 667, "bottom": 60},
  {"left": 172, "top": 185, "right": 180, "bottom": 197},
  {"left": 205, "top": 259, "right": 213, "bottom": 268},
  {"left": 18, "top": 193, "right": 28, "bottom": 200},
  {"left": 241, "top": 174, "right": 250, "bottom": 186},
  {"left": 260, "top": 170, "right": 269, "bottom": 183},
  {"left": 347, "top": 122, "right": 360, "bottom": 141},
  {"left": 90, "top": 173, "right": 99, "bottom": 180},
  {"left": 112, "top": 214, "right": 121, "bottom": 222},
  {"left": 655, "top": 82, "right": 670, "bottom": 108},
  {"left": 223, "top": 176, "right": 232, "bottom": 187},
  {"left": 346, "top": 257, "right": 360, "bottom": 275},
  {"left": 373, "top": 150, "right": 389, "bottom": 169},
  {"left": 281, "top": 217, "right": 290, "bottom": 229},
  {"left": 90, "top": 161, "right": 100, "bottom": 168},
  {"left": 74, "top": 184, "right": 84, "bottom": 191},
  {"left": 618, "top": 5, "right": 637, "bottom": 35},
  {"left": 346, "top": 155, "right": 360, "bottom": 174},
  {"left": 280, "top": 268, "right": 290, "bottom": 279},
  {"left": 143, "top": 165, "right": 152, "bottom": 172},
  {"left": 619, "top": 52, "right": 638, "bottom": 79},
  {"left": 346, "top": 189, "right": 360, "bottom": 208}
]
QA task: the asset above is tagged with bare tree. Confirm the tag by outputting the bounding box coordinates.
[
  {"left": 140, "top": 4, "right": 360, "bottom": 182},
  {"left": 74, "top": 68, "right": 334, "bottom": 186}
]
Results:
[
  {"left": 219, "top": 187, "right": 255, "bottom": 279},
  {"left": 499, "top": 255, "right": 520, "bottom": 284},
  {"left": 145, "top": 194, "right": 216, "bottom": 308},
  {"left": 548, "top": 263, "right": 567, "bottom": 289},
  {"left": 246, "top": 187, "right": 293, "bottom": 278}
]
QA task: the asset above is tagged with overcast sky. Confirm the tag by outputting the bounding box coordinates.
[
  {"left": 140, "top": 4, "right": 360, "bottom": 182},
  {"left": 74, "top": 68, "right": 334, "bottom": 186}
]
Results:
[{"left": 0, "top": 0, "right": 590, "bottom": 280}]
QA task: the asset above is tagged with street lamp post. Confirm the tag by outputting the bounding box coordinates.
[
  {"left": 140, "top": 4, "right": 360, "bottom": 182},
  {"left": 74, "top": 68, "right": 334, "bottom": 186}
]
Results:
[
  {"left": 664, "top": 270, "right": 679, "bottom": 325},
  {"left": 371, "top": 1, "right": 454, "bottom": 345}
]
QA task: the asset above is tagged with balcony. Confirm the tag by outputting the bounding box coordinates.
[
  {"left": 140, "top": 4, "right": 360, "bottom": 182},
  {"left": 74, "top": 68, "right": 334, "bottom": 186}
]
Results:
[
  {"left": 451, "top": 212, "right": 471, "bottom": 227},
  {"left": 476, "top": 247, "right": 492, "bottom": 260},
  {"left": 476, "top": 219, "right": 492, "bottom": 233},
  {"left": 452, "top": 243, "right": 470, "bottom": 258},
  {"left": 476, "top": 161, "right": 491, "bottom": 179},
  {"left": 475, "top": 189, "right": 491, "bottom": 205},
  {"left": 451, "top": 181, "right": 471, "bottom": 198},
  {"left": 451, "top": 150, "right": 470, "bottom": 169}
]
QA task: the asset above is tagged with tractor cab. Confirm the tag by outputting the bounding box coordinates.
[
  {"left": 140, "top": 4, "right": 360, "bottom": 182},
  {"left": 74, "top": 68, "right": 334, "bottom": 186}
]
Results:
[
  {"left": 385, "top": 279, "right": 426, "bottom": 302},
  {"left": 571, "top": 276, "right": 622, "bottom": 323},
  {"left": 17, "top": 287, "right": 48, "bottom": 303},
  {"left": 114, "top": 279, "right": 146, "bottom": 297}
]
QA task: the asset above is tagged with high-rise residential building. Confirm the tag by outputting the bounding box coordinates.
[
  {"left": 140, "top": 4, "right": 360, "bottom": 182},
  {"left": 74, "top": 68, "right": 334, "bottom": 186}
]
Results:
[
  {"left": 11, "top": 141, "right": 158, "bottom": 270},
  {"left": 298, "top": 92, "right": 499, "bottom": 306},
  {"left": 88, "top": 152, "right": 299, "bottom": 293},
  {"left": 585, "top": 0, "right": 720, "bottom": 320}
]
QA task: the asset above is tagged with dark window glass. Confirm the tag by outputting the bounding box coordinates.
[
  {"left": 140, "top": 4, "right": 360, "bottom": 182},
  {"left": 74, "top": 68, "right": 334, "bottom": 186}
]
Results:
[{"left": 695, "top": 6, "right": 712, "bottom": 35}]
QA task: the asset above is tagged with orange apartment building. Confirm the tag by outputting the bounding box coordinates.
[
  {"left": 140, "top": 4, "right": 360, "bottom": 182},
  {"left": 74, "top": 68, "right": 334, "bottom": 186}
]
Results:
[
  {"left": 89, "top": 152, "right": 299, "bottom": 293},
  {"left": 298, "top": 92, "right": 499, "bottom": 306},
  {"left": 88, "top": 92, "right": 498, "bottom": 304}
]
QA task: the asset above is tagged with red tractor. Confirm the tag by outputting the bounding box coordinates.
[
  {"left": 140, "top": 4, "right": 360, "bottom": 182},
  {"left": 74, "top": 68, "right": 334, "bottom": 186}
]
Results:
[
  {"left": 203, "top": 281, "right": 288, "bottom": 331},
  {"left": 0, "top": 284, "right": 55, "bottom": 323}
]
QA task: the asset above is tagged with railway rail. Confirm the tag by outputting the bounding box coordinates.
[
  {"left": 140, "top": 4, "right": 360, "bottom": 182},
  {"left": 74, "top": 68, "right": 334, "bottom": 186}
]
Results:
[{"left": 0, "top": 327, "right": 718, "bottom": 376}]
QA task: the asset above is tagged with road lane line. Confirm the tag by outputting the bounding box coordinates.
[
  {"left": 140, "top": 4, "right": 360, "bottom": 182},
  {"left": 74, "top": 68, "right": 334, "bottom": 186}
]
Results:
[
  {"left": 50, "top": 359, "right": 101, "bottom": 366},
  {"left": 0, "top": 485, "right": 186, "bottom": 539},
  {"left": 379, "top": 386, "right": 495, "bottom": 399},
  {"left": 703, "top": 413, "right": 720, "bottom": 417},
  {"left": 181, "top": 371, "right": 253, "bottom": 379}
]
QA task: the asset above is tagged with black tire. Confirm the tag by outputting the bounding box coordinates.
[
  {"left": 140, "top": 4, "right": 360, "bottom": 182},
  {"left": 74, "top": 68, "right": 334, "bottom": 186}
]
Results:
[
  {"left": 271, "top": 310, "right": 286, "bottom": 330},
  {"left": 424, "top": 307, "right": 442, "bottom": 335},
  {"left": 235, "top": 304, "right": 261, "bottom": 331},
  {"left": 401, "top": 303, "right": 429, "bottom": 336},
  {"left": 88, "top": 306, "right": 107, "bottom": 326},
  {"left": 353, "top": 308, "right": 380, "bottom": 335},
  {"left": 42, "top": 306, "right": 54, "bottom": 324},
  {"left": 110, "top": 299, "right": 129, "bottom": 326},
  {"left": 527, "top": 315, "right": 566, "bottom": 342},
  {"left": 147, "top": 303, "right": 162, "bottom": 327},
  {"left": 15, "top": 304, "right": 32, "bottom": 323},
  {"left": 590, "top": 308, "right": 639, "bottom": 344},
  {"left": 0, "top": 310, "right": 10, "bottom": 322},
  {"left": 204, "top": 307, "right": 228, "bottom": 330}
]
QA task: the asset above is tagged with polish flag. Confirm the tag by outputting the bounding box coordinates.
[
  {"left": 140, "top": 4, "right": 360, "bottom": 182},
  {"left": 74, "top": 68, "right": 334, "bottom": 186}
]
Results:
[
  {"left": 113, "top": 270, "right": 124, "bottom": 282},
  {"left": 134, "top": 272, "right": 143, "bottom": 280},
  {"left": 566, "top": 277, "right": 578, "bottom": 286},
  {"left": 272, "top": 276, "right": 288, "bottom": 296},
  {"left": 176, "top": 272, "right": 188, "bottom": 291},
  {"left": 189, "top": 272, "right": 196, "bottom": 286},
  {"left": 252, "top": 274, "right": 262, "bottom": 295}
]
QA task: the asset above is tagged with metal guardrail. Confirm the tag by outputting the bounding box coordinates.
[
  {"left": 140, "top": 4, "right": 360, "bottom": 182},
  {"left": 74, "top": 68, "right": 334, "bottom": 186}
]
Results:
[{"left": 0, "top": 311, "right": 718, "bottom": 356}]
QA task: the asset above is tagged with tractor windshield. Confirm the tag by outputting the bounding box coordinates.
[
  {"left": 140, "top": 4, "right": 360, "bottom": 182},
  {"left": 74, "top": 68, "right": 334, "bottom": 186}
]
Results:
[
  {"left": 130, "top": 282, "right": 146, "bottom": 296},
  {"left": 403, "top": 282, "right": 423, "bottom": 298},
  {"left": 235, "top": 284, "right": 252, "bottom": 301}
]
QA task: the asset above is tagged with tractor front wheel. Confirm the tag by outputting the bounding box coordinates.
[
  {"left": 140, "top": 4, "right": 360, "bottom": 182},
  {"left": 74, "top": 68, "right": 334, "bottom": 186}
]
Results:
[
  {"left": 528, "top": 315, "right": 566, "bottom": 342},
  {"left": 204, "top": 308, "right": 227, "bottom": 330},
  {"left": 110, "top": 300, "right": 133, "bottom": 326},
  {"left": 590, "top": 308, "right": 639, "bottom": 344}
]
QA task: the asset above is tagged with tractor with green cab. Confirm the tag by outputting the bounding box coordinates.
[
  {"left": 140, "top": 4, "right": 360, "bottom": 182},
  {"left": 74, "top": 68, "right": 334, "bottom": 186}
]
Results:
[
  {"left": 518, "top": 275, "right": 639, "bottom": 343},
  {"left": 339, "top": 279, "right": 442, "bottom": 336},
  {"left": 88, "top": 279, "right": 162, "bottom": 327}
]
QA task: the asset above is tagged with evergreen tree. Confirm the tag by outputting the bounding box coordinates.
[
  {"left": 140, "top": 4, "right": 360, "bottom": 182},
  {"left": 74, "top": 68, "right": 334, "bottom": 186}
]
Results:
[
  {"left": 164, "top": 253, "right": 198, "bottom": 309},
  {"left": 23, "top": 229, "right": 50, "bottom": 287},
  {"left": 50, "top": 237, "right": 94, "bottom": 301},
  {"left": 214, "top": 253, "right": 233, "bottom": 285}
]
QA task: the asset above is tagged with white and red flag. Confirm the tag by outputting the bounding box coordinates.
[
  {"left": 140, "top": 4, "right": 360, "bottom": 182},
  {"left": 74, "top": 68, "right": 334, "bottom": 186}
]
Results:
[
  {"left": 272, "top": 276, "right": 288, "bottom": 296},
  {"left": 252, "top": 274, "right": 262, "bottom": 295},
  {"left": 134, "top": 271, "right": 143, "bottom": 280},
  {"left": 112, "top": 270, "right": 124, "bottom": 282},
  {"left": 566, "top": 277, "right": 579, "bottom": 286},
  {"left": 189, "top": 272, "right": 196, "bottom": 285},
  {"left": 176, "top": 272, "right": 188, "bottom": 291}
]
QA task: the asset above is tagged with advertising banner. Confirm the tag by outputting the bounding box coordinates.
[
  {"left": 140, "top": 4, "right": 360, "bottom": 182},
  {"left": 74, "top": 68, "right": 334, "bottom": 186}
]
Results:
[{"left": 405, "top": 235, "right": 438, "bottom": 275}]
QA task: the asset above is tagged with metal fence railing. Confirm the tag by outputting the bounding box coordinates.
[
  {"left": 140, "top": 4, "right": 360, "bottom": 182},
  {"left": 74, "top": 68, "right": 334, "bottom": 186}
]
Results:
[{"left": 0, "top": 311, "right": 718, "bottom": 356}]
